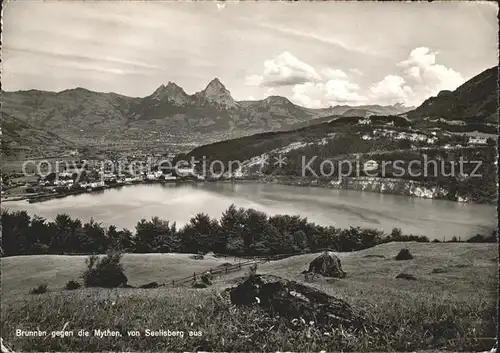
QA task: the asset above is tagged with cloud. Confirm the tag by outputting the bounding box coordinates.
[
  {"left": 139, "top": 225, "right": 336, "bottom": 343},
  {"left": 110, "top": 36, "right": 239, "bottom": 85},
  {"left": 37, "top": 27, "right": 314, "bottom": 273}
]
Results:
[
  {"left": 255, "top": 22, "right": 382, "bottom": 57},
  {"left": 400, "top": 47, "right": 466, "bottom": 91},
  {"left": 369, "top": 75, "right": 414, "bottom": 105},
  {"left": 247, "top": 52, "right": 366, "bottom": 107},
  {"left": 246, "top": 51, "right": 321, "bottom": 87},
  {"left": 367, "top": 47, "right": 465, "bottom": 106},
  {"left": 292, "top": 79, "right": 366, "bottom": 108},
  {"left": 321, "top": 68, "right": 348, "bottom": 80},
  {"left": 249, "top": 47, "right": 466, "bottom": 108},
  {"left": 245, "top": 74, "right": 263, "bottom": 86},
  {"left": 349, "top": 68, "right": 364, "bottom": 76}
]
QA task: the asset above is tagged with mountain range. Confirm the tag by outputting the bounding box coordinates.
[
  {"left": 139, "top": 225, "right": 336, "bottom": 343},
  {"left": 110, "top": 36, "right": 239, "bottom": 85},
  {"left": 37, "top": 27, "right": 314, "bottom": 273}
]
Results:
[
  {"left": 1, "top": 78, "right": 411, "bottom": 147},
  {"left": 1, "top": 113, "right": 75, "bottom": 158},
  {"left": 1, "top": 66, "right": 496, "bottom": 157}
]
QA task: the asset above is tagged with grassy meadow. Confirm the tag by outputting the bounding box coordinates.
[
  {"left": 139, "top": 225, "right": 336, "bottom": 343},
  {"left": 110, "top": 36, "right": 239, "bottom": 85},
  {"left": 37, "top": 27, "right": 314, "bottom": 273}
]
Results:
[{"left": 1, "top": 242, "right": 498, "bottom": 352}]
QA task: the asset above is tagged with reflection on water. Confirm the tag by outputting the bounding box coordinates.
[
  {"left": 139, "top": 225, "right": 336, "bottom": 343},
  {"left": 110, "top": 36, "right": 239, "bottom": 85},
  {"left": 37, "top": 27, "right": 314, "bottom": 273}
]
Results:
[{"left": 4, "top": 182, "right": 497, "bottom": 241}]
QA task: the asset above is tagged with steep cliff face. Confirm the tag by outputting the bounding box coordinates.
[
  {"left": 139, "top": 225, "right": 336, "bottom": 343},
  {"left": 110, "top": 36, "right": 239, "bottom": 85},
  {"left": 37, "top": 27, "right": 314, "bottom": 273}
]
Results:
[
  {"left": 262, "top": 176, "right": 451, "bottom": 200},
  {"left": 329, "top": 177, "right": 449, "bottom": 199}
]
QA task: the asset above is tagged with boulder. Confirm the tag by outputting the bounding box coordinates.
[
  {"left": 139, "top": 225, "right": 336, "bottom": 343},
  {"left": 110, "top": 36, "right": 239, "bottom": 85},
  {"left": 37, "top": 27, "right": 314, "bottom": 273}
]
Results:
[
  {"left": 227, "top": 274, "right": 365, "bottom": 329},
  {"left": 395, "top": 248, "right": 413, "bottom": 260},
  {"left": 307, "top": 252, "right": 346, "bottom": 278}
]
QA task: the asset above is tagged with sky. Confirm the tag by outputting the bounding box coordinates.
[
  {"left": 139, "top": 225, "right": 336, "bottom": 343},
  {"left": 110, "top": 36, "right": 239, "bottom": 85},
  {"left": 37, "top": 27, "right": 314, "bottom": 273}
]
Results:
[{"left": 2, "top": 1, "right": 498, "bottom": 108}]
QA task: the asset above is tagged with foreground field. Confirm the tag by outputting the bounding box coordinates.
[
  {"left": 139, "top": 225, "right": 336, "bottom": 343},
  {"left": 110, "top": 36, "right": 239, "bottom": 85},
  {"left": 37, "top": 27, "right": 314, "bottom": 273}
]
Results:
[{"left": 1, "top": 242, "right": 498, "bottom": 351}]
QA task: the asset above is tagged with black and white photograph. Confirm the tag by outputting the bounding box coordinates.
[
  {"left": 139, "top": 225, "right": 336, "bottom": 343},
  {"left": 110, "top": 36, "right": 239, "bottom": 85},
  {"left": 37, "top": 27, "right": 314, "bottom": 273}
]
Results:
[{"left": 0, "top": 1, "right": 498, "bottom": 352}]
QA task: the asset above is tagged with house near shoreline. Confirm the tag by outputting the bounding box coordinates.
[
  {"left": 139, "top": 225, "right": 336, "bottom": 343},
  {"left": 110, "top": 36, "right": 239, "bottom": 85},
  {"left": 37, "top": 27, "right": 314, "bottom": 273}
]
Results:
[{"left": 468, "top": 136, "right": 488, "bottom": 145}]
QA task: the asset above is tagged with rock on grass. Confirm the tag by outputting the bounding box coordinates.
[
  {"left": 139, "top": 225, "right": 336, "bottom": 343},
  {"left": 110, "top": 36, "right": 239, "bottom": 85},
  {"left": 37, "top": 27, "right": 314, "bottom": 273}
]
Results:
[
  {"left": 227, "top": 274, "right": 366, "bottom": 329},
  {"left": 307, "top": 252, "right": 346, "bottom": 278}
]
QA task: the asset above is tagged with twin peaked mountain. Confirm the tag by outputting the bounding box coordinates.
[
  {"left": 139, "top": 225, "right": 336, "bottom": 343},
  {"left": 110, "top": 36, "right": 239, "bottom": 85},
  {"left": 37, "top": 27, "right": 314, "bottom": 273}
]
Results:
[
  {"left": 146, "top": 78, "right": 238, "bottom": 109},
  {"left": 146, "top": 78, "right": 319, "bottom": 111},
  {"left": 2, "top": 77, "right": 411, "bottom": 144}
]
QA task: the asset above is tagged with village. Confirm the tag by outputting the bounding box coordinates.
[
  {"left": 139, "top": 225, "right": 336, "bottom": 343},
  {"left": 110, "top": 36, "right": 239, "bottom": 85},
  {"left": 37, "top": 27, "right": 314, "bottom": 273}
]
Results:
[{"left": 0, "top": 155, "right": 204, "bottom": 203}]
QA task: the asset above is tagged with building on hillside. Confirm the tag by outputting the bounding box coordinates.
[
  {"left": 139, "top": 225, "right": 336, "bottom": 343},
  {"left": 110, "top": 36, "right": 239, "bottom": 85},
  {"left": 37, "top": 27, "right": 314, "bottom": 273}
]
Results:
[{"left": 468, "top": 136, "right": 488, "bottom": 145}]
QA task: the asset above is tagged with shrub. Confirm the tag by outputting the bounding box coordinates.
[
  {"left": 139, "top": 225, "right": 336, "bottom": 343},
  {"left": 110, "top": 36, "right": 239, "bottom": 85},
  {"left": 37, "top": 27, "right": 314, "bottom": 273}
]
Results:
[
  {"left": 247, "top": 263, "right": 258, "bottom": 277},
  {"left": 82, "top": 252, "right": 128, "bottom": 288},
  {"left": 200, "top": 272, "right": 213, "bottom": 285},
  {"left": 65, "top": 280, "right": 81, "bottom": 290},
  {"left": 29, "top": 283, "right": 48, "bottom": 295}
]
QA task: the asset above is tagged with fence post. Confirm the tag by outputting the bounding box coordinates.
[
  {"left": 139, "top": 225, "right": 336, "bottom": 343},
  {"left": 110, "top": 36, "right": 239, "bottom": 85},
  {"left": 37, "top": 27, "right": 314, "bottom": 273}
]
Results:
[
  {"left": 225, "top": 267, "right": 228, "bottom": 274},
  {"left": 238, "top": 263, "right": 241, "bottom": 270},
  {"left": 193, "top": 272, "right": 196, "bottom": 281},
  {"left": 172, "top": 279, "right": 174, "bottom": 286}
]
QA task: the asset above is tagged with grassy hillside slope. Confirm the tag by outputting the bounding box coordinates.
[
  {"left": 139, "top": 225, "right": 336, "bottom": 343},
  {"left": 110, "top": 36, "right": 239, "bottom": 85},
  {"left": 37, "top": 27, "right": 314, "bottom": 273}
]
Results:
[{"left": 1, "top": 242, "right": 497, "bottom": 351}]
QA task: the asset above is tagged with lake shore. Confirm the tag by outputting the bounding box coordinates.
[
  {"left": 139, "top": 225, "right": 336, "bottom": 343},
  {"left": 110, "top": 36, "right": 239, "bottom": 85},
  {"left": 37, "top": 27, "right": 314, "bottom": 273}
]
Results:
[{"left": 1, "top": 175, "right": 490, "bottom": 205}]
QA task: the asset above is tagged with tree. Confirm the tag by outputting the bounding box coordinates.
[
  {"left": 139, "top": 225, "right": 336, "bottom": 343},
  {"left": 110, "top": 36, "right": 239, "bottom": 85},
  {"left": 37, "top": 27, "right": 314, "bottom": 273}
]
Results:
[
  {"left": 108, "top": 226, "right": 135, "bottom": 252},
  {"left": 179, "top": 213, "right": 219, "bottom": 253},
  {"left": 51, "top": 214, "right": 83, "bottom": 254},
  {"left": 135, "top": 217, "right": 178, "bottom": 253},
  {"left": 1, "top": 209, "right": 31, "bottom": 255},
  {"left": 82, "top": 219, "right": 109, "bottom": 253}
]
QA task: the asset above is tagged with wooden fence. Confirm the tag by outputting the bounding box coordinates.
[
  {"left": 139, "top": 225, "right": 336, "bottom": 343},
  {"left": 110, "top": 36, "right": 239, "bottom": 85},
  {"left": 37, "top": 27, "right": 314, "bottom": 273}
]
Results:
[
  {"left": 168, "top": 248, "right": 336, "bottom": 287},
  {"left": 169, "top": 259, "right": 261, "bottom": 287}
]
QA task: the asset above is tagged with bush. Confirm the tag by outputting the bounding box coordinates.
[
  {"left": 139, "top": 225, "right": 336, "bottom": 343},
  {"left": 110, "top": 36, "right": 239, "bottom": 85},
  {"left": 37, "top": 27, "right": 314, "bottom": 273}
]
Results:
[
  {"left": 65, "top": 280, "right": 81, "bottom": 290},
  {"left": 29, "top": 283, "right": 48, "bottom": 295},
  {"left": 247, "top": 263, "right": 258, "bottom": 277},
  {"left": 82, "top": 252, "right": 128, "bottom": 288},
  {"left": 200, "top": 272, "right": 213, "bottom": 285}
]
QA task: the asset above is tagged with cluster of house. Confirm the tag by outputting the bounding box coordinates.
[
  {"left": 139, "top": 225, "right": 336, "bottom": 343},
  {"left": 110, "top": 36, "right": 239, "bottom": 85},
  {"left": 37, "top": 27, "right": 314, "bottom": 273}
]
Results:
[
  {"left": 362, "top": 129, "right": 439, "bottom": 144},
  {"left": 423, "top": 117, "right": 467, "bottom": 126},
  {"left": 20, "top": 158, "right": 206, "bottom": 193},
  {"left": 467, "top": 136, "right": 488, "bottom": 145},
  {"left": 361, "top": 128, "right": 490, "bottom": 149},
  {"left": 358, "top": 118, "right": 396, "bottom": 126}
]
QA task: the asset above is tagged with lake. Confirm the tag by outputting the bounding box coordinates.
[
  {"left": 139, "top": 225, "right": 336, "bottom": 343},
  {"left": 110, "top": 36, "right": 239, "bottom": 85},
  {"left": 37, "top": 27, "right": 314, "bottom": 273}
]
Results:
[{"left": 3, "top": 183, "right": 497, "bottom": 241}]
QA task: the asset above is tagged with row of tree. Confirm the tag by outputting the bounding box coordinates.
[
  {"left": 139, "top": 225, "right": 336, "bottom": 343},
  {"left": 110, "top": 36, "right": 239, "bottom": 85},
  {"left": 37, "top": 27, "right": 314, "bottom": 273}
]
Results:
[{"left": 1, "top": 205, "right": 495, "bottom": 258}]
